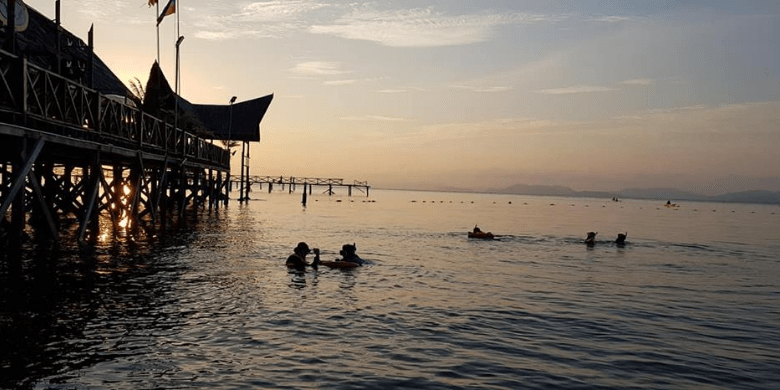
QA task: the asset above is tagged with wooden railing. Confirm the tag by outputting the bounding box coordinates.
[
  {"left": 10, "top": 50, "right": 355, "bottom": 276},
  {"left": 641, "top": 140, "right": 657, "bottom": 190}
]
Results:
[
  {"left": 0, "top": 48, "right": 229, "bottom": 167},
  {"left": 254, "top": 176, "right": 345, "bottom": 186}
]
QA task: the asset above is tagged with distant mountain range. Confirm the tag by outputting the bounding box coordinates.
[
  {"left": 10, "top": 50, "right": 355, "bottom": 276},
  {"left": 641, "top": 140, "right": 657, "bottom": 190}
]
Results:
[{"left": 488, "top": 184, "right": 780, "bottom": 205}]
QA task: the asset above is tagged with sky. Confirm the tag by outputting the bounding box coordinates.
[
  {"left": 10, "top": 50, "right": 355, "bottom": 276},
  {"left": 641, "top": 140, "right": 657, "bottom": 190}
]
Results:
[{"left": 25, "top": 0, "right": 780, "bottom": 195}]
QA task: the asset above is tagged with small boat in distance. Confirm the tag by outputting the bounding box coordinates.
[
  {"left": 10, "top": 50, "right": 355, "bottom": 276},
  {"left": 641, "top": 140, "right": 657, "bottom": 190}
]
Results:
[{"left": 468, "top": 225, "right": 495, "bottom": 239}]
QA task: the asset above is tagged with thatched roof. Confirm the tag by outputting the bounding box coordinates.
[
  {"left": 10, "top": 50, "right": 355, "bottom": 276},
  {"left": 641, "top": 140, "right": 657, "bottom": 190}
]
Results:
[
  {"left": 143, "top": 62, "right": 273, "bottom": 141},
  {"left": 192, "top": 95, "right": 273, "bottom": 142},
  {"left": 4, "top": 2, "right": 273, "bottom": 142}
]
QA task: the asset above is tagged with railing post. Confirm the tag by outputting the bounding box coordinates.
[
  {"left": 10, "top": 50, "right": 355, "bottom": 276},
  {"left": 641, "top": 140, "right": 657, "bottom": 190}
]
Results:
[
  {"left": 19, "top": 57, "right": 28, "bottom": 124},
  {"left": 93, "top": 92, "right": 101, "bottom": 134}
]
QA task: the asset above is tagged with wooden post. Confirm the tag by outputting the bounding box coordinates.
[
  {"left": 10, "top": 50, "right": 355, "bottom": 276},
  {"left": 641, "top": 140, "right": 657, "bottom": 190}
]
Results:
[
  {"left": 244, "top": 141, "right": 251, "bottom": 200},
  {"left": 238, "top": 142, "right": 245, "bottom": 202},
  {"left": 4, "top": 0, "right": 16, "bottom": 54},
  {"left": 178, "top": 165, "right": 186, "bottom": 219}
]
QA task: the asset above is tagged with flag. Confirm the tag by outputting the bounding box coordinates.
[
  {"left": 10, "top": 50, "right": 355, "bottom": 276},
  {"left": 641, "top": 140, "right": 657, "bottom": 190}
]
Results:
[{"left": 156, "top": 0, "right": 175, "bottom": 25}]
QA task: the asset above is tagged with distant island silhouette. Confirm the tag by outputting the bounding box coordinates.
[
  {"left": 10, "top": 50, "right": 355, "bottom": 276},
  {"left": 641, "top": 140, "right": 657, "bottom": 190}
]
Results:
[
  {"left": 484, "top": 184, "right": 780, "bottom": 205},
  {"left": 389, "top": 184, "right": 780, "bottom": 205}
]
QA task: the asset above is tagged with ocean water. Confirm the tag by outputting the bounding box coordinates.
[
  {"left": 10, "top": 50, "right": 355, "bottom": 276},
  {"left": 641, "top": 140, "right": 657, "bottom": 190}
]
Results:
[{"left": 1, "top": 189, "right": 779, "bottom": 389}]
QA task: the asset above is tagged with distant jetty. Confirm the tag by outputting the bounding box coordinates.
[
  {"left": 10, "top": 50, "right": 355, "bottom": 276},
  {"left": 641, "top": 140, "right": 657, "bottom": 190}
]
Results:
[{"left": 230, "top": 176, "right": 370, "bottom": 197}]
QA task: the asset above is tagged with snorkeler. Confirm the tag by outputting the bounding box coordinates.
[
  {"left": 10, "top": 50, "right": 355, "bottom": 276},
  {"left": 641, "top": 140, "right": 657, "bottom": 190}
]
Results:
[
  {"left": 286, "top": 242, "right": 320, "bottom": 271},
  {"left": 339, "top": 243, "right": 365, "bottom": 265},
  {"left": 585, "top": 232, "right": 597, "bottom": 246}
]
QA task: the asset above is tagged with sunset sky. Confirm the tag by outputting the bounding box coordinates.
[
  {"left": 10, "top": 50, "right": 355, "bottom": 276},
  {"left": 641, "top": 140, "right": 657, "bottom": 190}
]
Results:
[{"left": 25, "top": 0, "right": 780, "bottom": 194}]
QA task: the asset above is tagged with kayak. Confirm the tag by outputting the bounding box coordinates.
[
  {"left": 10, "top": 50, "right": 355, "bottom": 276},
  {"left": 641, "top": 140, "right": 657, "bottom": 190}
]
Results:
[{"left": 468, "top": 231, "right": 494, "bottom": 239}]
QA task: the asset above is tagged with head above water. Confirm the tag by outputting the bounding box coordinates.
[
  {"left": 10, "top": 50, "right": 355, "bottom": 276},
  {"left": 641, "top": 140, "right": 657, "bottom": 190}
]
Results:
[
  {"left": 295, "top": 242, "right": 311, "bottom": 255},
  {"left": 340, "top": 243, "right": 357, "bottom": 256}
]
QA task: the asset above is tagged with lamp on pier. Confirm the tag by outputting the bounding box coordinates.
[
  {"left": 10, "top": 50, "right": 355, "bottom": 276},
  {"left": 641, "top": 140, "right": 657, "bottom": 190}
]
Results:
[{"left": 228, "top": 96, "right": 237, "bottom": 153}]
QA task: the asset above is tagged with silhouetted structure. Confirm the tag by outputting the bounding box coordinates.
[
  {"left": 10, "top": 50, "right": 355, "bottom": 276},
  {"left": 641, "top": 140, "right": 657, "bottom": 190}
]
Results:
[{"left": 0, "top": 2, "right": 272, "bottom": 250}]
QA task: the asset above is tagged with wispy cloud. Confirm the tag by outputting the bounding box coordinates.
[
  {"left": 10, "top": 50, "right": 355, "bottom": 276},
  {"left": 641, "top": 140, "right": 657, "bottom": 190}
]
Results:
[
  {"left": 188, "top": 2, "right": 573, "bottom": 45},
  {"left": 611, "top": 115, "right": 642, "bottom": 120},
  {"left": 323, "top": 79, "right": 356, "bottom": 86},
  {"left": 590, "top": 16, "right": 636, "bottom": 23},
  {"left": 239, "top": 1, "right": 330, "bottom": 23},
  {"left": 452, "top": 85, "right": 513, "bottom": 93},
  {"left": 194, "top": 1, "right": 331, "bottom": 40},
  {"left": 310, "top": 8, "right": 563, "bottom": 47},
  {"left": 341, "top": 115, "right": 410, "bottom": 122},
  {"left": 376, "top": 89, "right": 409, "bottom": 93},
  {"left": 289, "top": 61, "right": 350, "bottom": 76},
  {"left": 622, "top": 78, "right": 653, "bottom": 86},
  {"left": 536, "top": 85, "right": 619, "bottom": 94},
  {"left": 77, "top": 1, "right": 127, "bottom": 19}
]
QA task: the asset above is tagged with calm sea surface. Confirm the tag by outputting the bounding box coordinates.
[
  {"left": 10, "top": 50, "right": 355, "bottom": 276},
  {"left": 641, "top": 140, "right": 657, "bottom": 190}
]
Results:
[{"left": 2, "top": 189, "right": 779, "bottom": 389}]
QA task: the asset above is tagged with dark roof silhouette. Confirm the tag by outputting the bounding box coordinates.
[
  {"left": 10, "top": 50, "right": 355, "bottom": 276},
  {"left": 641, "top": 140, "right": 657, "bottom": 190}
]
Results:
[
  {"left": 193, "top": 95, "right": 273, "bottom": 142},
  {"left": 5, "top": 2, "right": 272, "bottom": 141},
  {"left": 8, "top": 2, "right": 129, "bottom": 96},
  {"left": 143, "top": 62, "right": 273, "bottom": 141}
]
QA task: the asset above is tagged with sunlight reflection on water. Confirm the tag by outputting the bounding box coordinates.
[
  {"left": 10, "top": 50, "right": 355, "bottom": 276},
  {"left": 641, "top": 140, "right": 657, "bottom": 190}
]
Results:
[{"left": 1, "top": 190, "right": 779, "bottom": 389}]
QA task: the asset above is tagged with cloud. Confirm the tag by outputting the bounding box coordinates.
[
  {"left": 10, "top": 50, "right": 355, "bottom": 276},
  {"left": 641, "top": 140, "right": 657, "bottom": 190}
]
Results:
[
  {"left": 193, "top": 1, "right": 330, "bottom": 40},
  {"left": 323, "top": 79, "right": 356, "bottom": 86},
  {"left": 188, "top": 3, "right": 572, "bottom": 45},
  {"left": 590, "top": 16, "right": 637, "bottom": 23},
  {"left": 452, "top": 85, "right": 512, "bottom": 93},
  {"left": 310, "top": 8, "right": 562, "bottom": 47},
  {"left": 289, "top": 61, "right": 350, "bottom": 76},
  {"left": 341, "top": 115, "right": 410, "bottom": 122},
  {"left": 376, "top": 89, "right": 409, "bottom": 93},
  {"left": 77, "top": 1, "right": 127, "bottom": 19},
  {"left": 622, "top": 78, "right": 653, "bottom": 86},
  {"left": 239, "top": 1, "right": 330, "bottom": 23},
  {"left": 535, "top": 85, "right": 619, "bottom": 94}
]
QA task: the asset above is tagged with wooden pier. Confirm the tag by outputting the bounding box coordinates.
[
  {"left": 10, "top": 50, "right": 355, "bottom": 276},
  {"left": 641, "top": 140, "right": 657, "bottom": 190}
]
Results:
[
  {"left": 0, "top": 49, "right": 229, "bottom": 248},
  {"left": 231, "top": 176, "right": 370, "bottom": 198},
  {"left": 0, "top": 1, "right": 280, "bottom": 253}
]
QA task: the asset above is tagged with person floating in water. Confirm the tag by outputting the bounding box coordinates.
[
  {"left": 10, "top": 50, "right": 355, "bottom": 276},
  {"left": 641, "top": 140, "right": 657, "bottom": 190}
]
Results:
[
  {"left": 616, "top": 232, "right": 628, "bottom": 245},
  {"left": 339, "top": 243, "right": 365, "bottom": 266},
  {"left": 469, "top": 225, "right": 495, "bottom": 239},
  {"left": 286, "top": 242, "right": 320, "bottom": 271},
  {"left": 319, "top": 244, "right": 365, "bottom": 269},
  {"left": 585, "top": 231, "right": 597, "bottom": 246}
]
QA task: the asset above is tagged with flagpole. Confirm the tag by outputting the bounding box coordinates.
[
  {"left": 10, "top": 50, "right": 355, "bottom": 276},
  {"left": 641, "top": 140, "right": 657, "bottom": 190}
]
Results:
[
  {"left": 176, "top": 0, "right": 180, "bottom": 39},
  {"left": 156, "top": 1, "right": 160, "bottom": 64},
  {"left": 177, "top": 0, "right": 181, "bottom": 94}
]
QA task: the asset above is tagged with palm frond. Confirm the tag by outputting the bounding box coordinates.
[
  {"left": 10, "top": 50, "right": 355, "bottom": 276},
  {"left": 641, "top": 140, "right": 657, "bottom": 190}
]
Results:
[{"left": 128, "top": 77, "right": 145, "bottom": 103}]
